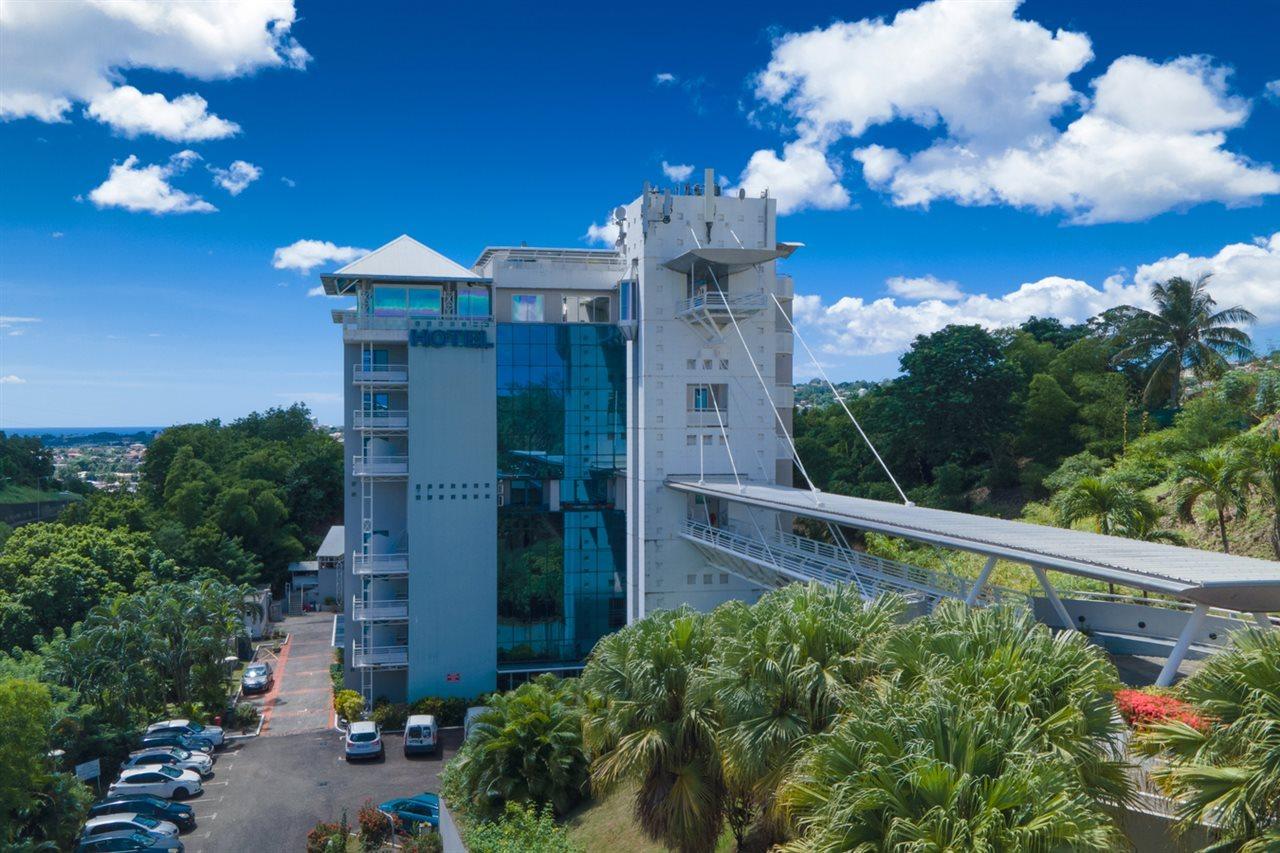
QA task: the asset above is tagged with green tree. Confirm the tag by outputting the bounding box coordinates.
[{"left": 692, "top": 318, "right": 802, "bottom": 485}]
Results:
[
  {"left": 1053, "top": 475, "right": 1159, "bottom": 538},
  {"left": 581, "top": 608, "right": 724, "bottom": 853},
  {"left": 1113, "top": 274, "right": 1255, "bottom": 408},
  {"left": 895, "top": 325, "right": 1019, "bottom": 473},
  {"left": 1173, "top": 446, "right": 1251, "bottom": 553},
  {"left": 1140, "top": 627, "right": 1280, "bottom": 848},
  {"left": 1239, "top": 430, "right": 1280, "bottom": 558},
  {"left": 0, "top": 678, "right": 53, "bottom": 838},
  {"left": 1020, "top": 373, "right": 1078, "bottom": 463},
  {"left": 700, "top": 585, "right": 904, "bottom": 847},
  {"left": 443, "top": 675, "right": 587, "bottom": 819}
]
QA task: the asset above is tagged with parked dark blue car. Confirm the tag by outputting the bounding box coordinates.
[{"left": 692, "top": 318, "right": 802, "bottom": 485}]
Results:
[{"left": 88, "top": 795, "right": 196, "bottom": 832}]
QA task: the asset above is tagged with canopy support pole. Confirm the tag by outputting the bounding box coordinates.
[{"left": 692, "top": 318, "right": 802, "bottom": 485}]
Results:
[
  {"left": 1031, "top": 565, "right": 1073, "bottom": 628},
  {"left": 1158, "top": 602, "right": 1209, "bottom": 687},
  {"left": 965, "top": 556, "right": 998, "bottom": 607}
]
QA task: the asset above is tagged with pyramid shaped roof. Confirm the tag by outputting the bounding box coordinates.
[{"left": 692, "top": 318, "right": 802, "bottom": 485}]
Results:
[{"left": 329, "top": 235, "right": 485, "bottom": 282}]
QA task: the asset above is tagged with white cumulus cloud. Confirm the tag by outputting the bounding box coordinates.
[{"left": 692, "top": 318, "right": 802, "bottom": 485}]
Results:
[
  {"left": 0, "top": 375, "right": 27, "bottom": 384},
  {"left": 210, "top": 160, "right": 262, "bottom": 195},
  {"left": 273, "top": 239, "right": 369, "bottom": 274},
  {"left": 84, "top": 85, "right": 239, "bottom": 142},
  {"left": 1266, "top": 80, "right": 1280, "bottom": 100},
  {"left": 87, "top": 150, "right": 215, "bottom": 214},
  {"left": 795, "top": 232, "right": 1280, "bottom": 366},
  {"left": 746, "top": 0, "right": 1279, "bottom": 222},
  {"left": 736, "top": 141, "right": 850, "bottom": 214},
  {"left": 885, "top": 275, "right": 963, "bottom": 301},
  {"left": 662, "top": 161, "right": 694, "bottom": 182},
  {"left": 654, "top": 72, "right": 677, "bottom": 85},
  {"left": 0, "top": 0, "right": 308, "bottom": 137},
  {"left": 583, "top": 221, "right": 620, "bottom": 247}
]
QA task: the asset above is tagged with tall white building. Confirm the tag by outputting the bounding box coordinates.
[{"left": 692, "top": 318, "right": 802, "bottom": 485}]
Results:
[{"left": 323, "top": 169, "right": 796, "bottom": 704}]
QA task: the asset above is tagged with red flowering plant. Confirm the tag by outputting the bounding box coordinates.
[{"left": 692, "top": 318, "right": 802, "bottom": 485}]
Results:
[{"left": 1115, "top": 688, "right": 1209, "bottom": 732}]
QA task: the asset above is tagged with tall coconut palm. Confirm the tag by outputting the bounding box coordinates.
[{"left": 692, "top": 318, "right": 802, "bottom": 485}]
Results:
[
  {"left": 1112, "top": 275, "right": 1254, "bottom": 409},
  {"left": 1173, "top": 446, "right": 1251, "bottom": 553},
  {"left": 580, "top": 607, "right": 725, "bottom": 853},
  {"left": 698, "top": 584, "right": 904, "bottom": 846},
  {"left": 1139, "top": 627, "right": 1280, "bottom": 849}
]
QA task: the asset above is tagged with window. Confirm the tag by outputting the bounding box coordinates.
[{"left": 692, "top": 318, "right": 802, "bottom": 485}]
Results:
[
  {"left": 619, "top": 279, "right": 634, "bottom": 321},
  {"left": 563, "top": 295, "right": 610, "bottom": 323},
  {"left": 512, "top": 294, "right": 543, "bottom": 322},
  {"left": 457, "top": 285, "right": 491, "bottom": 317},
  {"left": 719, "top": 359, "right": 729, "bottom": 370},
  {"left": 688, "top": 384, "right": 727, "bottom": 412},
  {"left": 362, "top": 391, "right": 390, "bottom": 412},
  {"left": 362, "top": 349, "right": 389, "bottom": 370},
  {"left": 686, "top": 359, "right": 696, "bottom": 370},
  {"left": 407, "top": 286, "right": 442, "bottom": 316},
  {"left": 372, "top": 286, "right": 407, "bottom": 316},
  {"left": 702, "top": 359, "right": 712, "bottom": 370},
  {"left": 686, "top": 435, "right": 696, "bottom": 446}
]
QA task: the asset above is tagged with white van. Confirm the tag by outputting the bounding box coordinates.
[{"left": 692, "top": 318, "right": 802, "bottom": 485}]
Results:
[{"left": 403, "top": 714, "right": 439, "bottom": 757}]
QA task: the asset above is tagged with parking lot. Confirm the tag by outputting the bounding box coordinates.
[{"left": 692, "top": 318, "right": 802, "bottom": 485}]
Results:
[
  {"left": 183, "top": 728, "right": 459, "bottom": 853},
  {"left": 174, "top": 612, "right": 456, "bottom": 852}
]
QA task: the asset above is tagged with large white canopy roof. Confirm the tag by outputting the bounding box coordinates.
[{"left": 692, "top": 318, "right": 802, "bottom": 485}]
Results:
[
  {"left": 667, "top": 478, "right": 1280, "bottom": 611},
  {"left": 321, "top": 235, "right": 486, "bottom": 294}
]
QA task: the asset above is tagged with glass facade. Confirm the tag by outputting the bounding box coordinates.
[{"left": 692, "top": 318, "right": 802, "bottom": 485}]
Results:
[{"left": 496, "top": 323, "right": 627, "bottom": 665}]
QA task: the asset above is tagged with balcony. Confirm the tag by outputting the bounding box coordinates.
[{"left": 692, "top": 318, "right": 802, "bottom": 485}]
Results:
[
  {"left": 335, "top": 309, "right": 493, "bottom": 344},
  {"left": 351, "top": 642, "right": 408, "bottom": 669},
  {"left": 352, "top": 552, "right": 409, "bottom": 576},
  {"left": 687, "top": 409, "right": 728, "bottom": 428},
  {"left": 352, "top": 454, "right": 409, "bottom": 478},
  {"left": 351, "top": 597, "right": 409, "bottom": 622},
  {"left": 676, "top": 290, "right": 769, "bottom": 317},
  {"left": 353, "top": 363, "right": 408, "bottom": 384},
  {"left": 352, "top": 409, "right": 408, "bottom": 431}
]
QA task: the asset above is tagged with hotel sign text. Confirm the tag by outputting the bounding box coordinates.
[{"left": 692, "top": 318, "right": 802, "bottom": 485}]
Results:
[{"left": 408, "top": 328, "right": 493, "bottom": 349}]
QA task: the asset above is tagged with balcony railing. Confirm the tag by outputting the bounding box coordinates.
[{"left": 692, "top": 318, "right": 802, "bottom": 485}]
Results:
[
  {"left": 351, "top": 552, "right": 409, "bottom": 576},
  {"left": 677, "top": 290, "right": 769, "bottom": 315},
  {"left": 352, "top": 409, "right": 409, "bottom": 430},
  {"left": 351, "top": 642, "right": 409, "bottom": 669},
  {"left": 351, "top": 597, "right": 409, "bottom": 622},
  {"left": 337, "top": 310, "right": 494, "bottom": 331},
  {"left": 687, "top": 410, "right": 727, "bottom": 428},
  {"left": 353, "top": 364, "right": 409, "bottom": 384},
  {"left": 352, "top": 455, "right": 409, "bottom": 477}
]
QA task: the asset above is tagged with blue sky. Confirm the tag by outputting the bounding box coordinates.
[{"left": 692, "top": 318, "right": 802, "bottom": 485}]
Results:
[{"left": 1, "top": 0, "right": 1277, "bottom": 428}]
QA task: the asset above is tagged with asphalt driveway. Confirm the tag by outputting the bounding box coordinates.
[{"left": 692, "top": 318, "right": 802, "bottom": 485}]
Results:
[
  {"left": 184, "top": 727, "right": 460, "bottom": 852},
  {"left": 257, "top": 612, "right": 337, "bottom": 736}
]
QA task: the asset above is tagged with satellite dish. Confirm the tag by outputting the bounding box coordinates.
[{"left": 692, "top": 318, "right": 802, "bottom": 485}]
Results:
[{"left": 613, "top": 206, "right": 626, "bottom": 222}]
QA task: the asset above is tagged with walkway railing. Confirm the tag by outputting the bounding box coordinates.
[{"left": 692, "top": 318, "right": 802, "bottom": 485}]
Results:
[
  {"left": 351, "top": 642, "right": 408, "bottom": 669},
  {"left": 680, "top": 519, "right": 1030, "bottom": 608}
]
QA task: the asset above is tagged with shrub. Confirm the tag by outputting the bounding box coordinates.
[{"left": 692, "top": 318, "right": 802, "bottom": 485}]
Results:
[
  {"left": 232, "top": 701, "right": 260, "bottom": 731},
  {"left": 1116, "top": 689, "right": 1208, "bottom": 731},
  {"left": 334, "top": 689, "right": 364, "bottom": 723},
  {"left": 306, "top": 812, "right": 348, "bottom": 853},
  {"left": 370, "top": 702, "right": 408, "bottom": 731},
  {"left": 400, "top": 832, "right": 444, "bottom": 852},
  {"left": 444, "top": 675, "right": 587, "bottom": 820},
  {"left": 410, "top": 694, "right": 470, "bottom": 726},
  {"left": 465, "top": 803, "right": 581, "bottom": 853},
  {"left": 357, "top": 799, "right": 394, "bottom": 850}
]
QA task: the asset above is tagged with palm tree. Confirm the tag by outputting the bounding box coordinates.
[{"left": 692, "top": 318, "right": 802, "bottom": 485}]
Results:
[
  {"left": 780, "top": 683, "right": 1125, "bottom": 851},
  {"left": 698, "top": 584, "right": 904, "bottom": 846},
  {"left": 1173, "top": 446, "right": 1251, "bottom": 553},
  {"left": 441, "top": 675, "right": 587, "bottom": 818},
  {"left": 1113, "top": 274, "right": 1255, "bottom": 408},
  {"left": 1238, "top": 430, "right": 1280, "bottom": 559},
  {"left": 1139, "top": 627, "right": 1280, "bottom": 848},
  {"left": 1054, "top": 475, "right": 1158, "bottom": 537},
  {"left": 580, "top": 607, "right": 725, "bottom": 853}
]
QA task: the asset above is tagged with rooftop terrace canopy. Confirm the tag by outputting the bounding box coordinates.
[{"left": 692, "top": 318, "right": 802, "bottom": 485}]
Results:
[
  {"left": 661, "top": 247, "right": 787, "bottom": 275},
  {"left": 321, "top": 235, "right": 489, "bottom": 295},
  {"left": 666, "top": 478, "right": 1280, "bottom": 612}
]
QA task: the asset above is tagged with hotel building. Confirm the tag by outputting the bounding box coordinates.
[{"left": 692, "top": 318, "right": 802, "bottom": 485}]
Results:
[{"left": 323, "top": 169, "right": 797, "bottom": 704}]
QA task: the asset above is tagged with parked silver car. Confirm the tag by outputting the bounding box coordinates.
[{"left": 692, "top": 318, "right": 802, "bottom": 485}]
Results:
[
  {"left": 123, "top": 747, "right": 214, "bottom": 778},
  {"left": 240, "top": 662, "right": 273, "bottom": 694}
]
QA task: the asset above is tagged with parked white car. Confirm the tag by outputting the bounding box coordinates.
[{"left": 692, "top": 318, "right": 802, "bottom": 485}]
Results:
[
  {"left": 123, "top": 747, "right": 214, "bottom": 777},
  {"left": 108, "top": 765, "right": 203, "bottom": 799},
  {"left": 146, "top": 719, "right": 224, "bottom": 748},
  {"left": 344, "top": 720, "right": 384, "bottom": 760},
  {"left": 81, "top": 814, "right": 180, "bottom": 840}
]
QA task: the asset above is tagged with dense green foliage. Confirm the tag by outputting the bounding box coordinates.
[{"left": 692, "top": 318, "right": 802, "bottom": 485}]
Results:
[
  {"left": 444, "top": 675, "right": 588, "bottom": 819},
  {"left": 465, "top": 803, "right": 583, "bottom": 853},
  {"left": 448, "top": 585, "right": 1131, "bottom": 852},
  {"left": 1140, "top": 627, "right": 1280, "bottom": 849},
  {"left": 0, "top": 432, "right": 55, "bottom": 490}
]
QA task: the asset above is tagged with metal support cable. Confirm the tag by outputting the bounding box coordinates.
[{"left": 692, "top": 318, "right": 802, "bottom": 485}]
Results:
[
  {"left": 770, "top": 292, "right": 912, "bottom": 506},
  {"left": 706, "top": 265, "right": 822, "bottom": 505}
]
